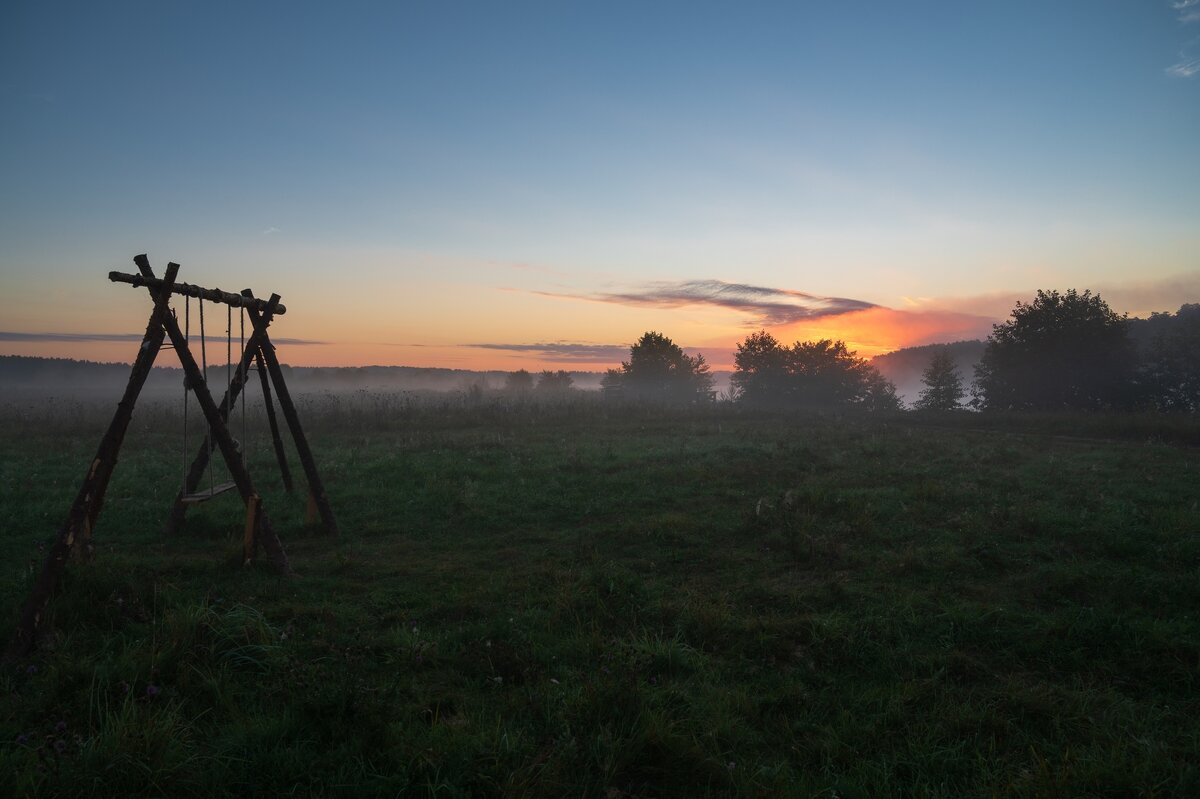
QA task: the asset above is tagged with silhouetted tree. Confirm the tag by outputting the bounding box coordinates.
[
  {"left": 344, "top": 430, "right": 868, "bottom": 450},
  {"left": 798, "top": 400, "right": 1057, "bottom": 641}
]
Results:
[
  {"left": 914, "top": 351, "right": 965, "bottom": 411},
  {"left": 614, "top": 331, "right": 713, "bottom": 402},
  {"left": 599, "top": 368, "right": 624, "bottom": 399},
  {"left": 731, "top": 331, "right": 789, "bottom": 407},
  {"left": 1138, "top": 304, "right": 1200, "bottom": 412},
  {"left": 504, "top": 369, "right": 534, "bottom": 393},
  {"left": 862, "top": 369, "right": 904, "bottom": 412},
  {"left": 787, "top": 339, "right": 877, "bottom": 407},
  {"left": 973, "top": 290, "right": 1136, "bottom": 411},
  {"left": 733, "top": 331, "right": 898, "bottom": 410},
  {"left": 536, "top": 370, "right": 574, "bottom": 392}
]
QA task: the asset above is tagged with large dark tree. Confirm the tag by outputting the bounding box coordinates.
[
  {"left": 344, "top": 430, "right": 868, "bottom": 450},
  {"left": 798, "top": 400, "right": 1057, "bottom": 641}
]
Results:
[
  {"left": 614, "top": 331, "right": 713, "bottom": 402},
  {"left": 914, "top": 351, "right": 965, "bottom": 411},
  {"left": 972, "top": 289, "right": 1136, "bottom": 411},
  {"left": 788, "top": 339, "right": 877, "bottom": 407},
  {"left": 1138, "top": 304, "right": 1200, "bottom": 412},
  {"left": 733, "top": 331, "right": 898, "bottom": 410},
  {"left": 731, "top": 330, "right": 789, "bottom": 406}
]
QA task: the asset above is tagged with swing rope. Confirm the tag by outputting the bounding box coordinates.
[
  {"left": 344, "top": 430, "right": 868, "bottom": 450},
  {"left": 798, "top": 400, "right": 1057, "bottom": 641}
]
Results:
[
  {"left": 176, "top": 297, "right": 251, "bottom": 503},
  {"left": 226, "top": 302, "right": 232, "bottom": 419}
]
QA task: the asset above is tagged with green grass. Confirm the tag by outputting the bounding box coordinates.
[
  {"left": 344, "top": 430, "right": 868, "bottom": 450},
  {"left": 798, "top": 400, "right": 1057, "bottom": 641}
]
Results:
[{"left": 2, "top": 395, "right": 1198, "bottom": 796}]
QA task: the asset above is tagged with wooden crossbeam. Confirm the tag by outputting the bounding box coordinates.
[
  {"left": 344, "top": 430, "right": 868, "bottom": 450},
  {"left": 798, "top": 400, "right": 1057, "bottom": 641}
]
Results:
[{"left": 109, "top": 271, "right": 288, "bottom": 315}]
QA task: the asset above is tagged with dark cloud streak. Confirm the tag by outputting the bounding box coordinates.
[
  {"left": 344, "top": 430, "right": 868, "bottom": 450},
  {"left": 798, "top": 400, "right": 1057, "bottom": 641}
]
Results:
[
  {"left": 464, "top": 342, "right": 629, "bottom": 363},
  {"left": 0, "top": 331, "right": 326, "bottom": 345},
  {"left": 535, "top": 279, "right": 877, "bottom": 325}
]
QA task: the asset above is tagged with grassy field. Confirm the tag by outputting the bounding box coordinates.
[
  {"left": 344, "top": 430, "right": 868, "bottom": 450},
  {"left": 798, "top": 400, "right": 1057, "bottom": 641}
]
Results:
[{"left": 2, "top": 394, "right": 1198, "bottom": 797}]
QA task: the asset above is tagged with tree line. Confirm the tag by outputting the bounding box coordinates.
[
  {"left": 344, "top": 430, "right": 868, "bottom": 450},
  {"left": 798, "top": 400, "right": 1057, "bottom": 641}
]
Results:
[
  {"left": 968, "top": 290, "right": 1199, "bottom": 412},
  {"left": 499, "top": 290, "right": 1199, "bottom": 412}
]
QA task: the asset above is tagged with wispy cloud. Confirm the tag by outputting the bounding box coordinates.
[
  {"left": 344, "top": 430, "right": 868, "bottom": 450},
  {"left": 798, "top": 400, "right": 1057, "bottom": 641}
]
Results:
[
  {"left": 1168, "top": 3, "right": 1200, "bottom": 75},
  {"left": 536, "top": 279, "right": 877, "bottom": 326},
  {"left": 1166, "top": 53, "right": 1200, "bottom": 77},
  {"left": 261, "top": 226, "right": 281, "bottom": 235},
  {"left": 463, "top": 342, "right": 630, "bottom": 363},
  {"left": 0, "top": 331, "right": 326, "bottom": 345}
]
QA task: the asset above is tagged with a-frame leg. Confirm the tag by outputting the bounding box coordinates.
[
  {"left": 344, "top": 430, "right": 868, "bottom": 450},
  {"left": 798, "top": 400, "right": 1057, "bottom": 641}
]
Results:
[
  {"left": 132, "top": 259, "right": 292, "bottom": 572},
  {"left": 4, "top": 261, "right": 180, "bottom": 660},
  {"left": 255, "top": 347, "right": 294, "bottom": 493},
  {"left": 245, "top": 292, "right": 339, "bottom": 536},
  {"left": 164, "top": 300, "right": 278, "bottom": 535}
]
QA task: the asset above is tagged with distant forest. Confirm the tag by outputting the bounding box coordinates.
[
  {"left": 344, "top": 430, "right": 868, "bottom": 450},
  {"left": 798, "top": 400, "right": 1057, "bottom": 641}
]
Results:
[{"left": 0, "top": 356, "right": 605, "bottom": 398}]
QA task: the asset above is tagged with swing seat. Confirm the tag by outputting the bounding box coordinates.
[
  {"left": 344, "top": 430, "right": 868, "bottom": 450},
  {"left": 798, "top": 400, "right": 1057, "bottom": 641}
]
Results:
[{"left": 181, "top": 481, "right": 238, "bottom": 505}]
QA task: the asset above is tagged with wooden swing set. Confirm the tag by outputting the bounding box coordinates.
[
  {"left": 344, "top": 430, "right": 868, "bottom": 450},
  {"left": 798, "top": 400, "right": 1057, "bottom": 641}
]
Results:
[{"left": 6, "top": 254, "right": 337, "bottom": 659}]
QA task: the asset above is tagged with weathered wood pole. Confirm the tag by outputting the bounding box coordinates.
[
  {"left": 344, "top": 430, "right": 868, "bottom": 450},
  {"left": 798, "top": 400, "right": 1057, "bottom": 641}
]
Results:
[
  {"left": 244, "top": 291, "right": 339, "bottom": 536},
  {"left": 109, "top": 271, "right": 287, "bottom": 314},
  {"left": 4, "top": 258, "right": 179, "bottom": 660},
  {"left": 242, "top": 494, "right": 261, "bottom": 564},
  {"left": 254, "top": 347, "right": 294, "bottom": 493}
]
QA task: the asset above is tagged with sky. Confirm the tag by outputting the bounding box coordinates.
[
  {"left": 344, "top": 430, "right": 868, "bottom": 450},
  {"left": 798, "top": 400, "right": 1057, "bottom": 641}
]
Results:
[{"left": 1, "top": 1, "right": 1198, "bottom": 371}]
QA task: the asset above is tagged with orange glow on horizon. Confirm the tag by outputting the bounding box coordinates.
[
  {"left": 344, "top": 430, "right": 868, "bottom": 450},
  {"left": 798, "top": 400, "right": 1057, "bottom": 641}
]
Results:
[
  {"left": 769, "top": 306, "right": 997, "bottom": 359},
  {"left": 0, "top": 305, "right": 1000, "bottom": 373}
]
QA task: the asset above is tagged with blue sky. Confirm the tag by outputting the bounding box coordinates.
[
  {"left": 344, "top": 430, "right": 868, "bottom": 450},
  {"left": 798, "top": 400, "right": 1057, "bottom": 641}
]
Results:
[{"left": 1, "top": 1, "right": 1197, "bottom": 367}]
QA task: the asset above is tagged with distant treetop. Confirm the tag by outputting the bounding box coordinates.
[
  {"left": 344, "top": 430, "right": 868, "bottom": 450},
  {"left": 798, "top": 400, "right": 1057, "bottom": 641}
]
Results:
[
  {"left": 973, "top": 289, "right": 1136, "bottom": 411},
  {"left": 732, "top": 331, "right": 900, "bottom": 411},
  {"left": 914, "top": 351, "right": 966, "bottom": 411},
  {"left": 608, "top": 331, "right": 714, "bottom": 402}
]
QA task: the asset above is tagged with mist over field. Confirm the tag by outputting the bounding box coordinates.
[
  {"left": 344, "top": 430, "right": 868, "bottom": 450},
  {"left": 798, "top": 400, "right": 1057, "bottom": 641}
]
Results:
[
  {"left": 5, "top": 300, "right": 1194, "bottom": 407},
  {"left": 0, "top": 355, "right": 734, "bottom": 405}
]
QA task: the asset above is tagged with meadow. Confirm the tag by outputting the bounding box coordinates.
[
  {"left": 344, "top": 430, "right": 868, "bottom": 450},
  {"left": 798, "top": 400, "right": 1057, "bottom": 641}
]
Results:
[{"left": 1, "top": 392, "right": 1198, "bottom": 797}]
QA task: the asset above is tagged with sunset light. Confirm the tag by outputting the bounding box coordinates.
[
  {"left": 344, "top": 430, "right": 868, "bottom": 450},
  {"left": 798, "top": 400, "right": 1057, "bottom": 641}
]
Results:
[{"left": 2, "top": 4, "right": 1197, "bottom": 372}]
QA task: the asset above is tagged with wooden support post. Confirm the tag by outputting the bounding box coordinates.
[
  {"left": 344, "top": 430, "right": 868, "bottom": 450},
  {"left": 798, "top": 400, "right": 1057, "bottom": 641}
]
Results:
[
  {"left": 5, "top": 258, "right": 179, "bottom": 660},
  {"left": 164, "top": 299, "right": 277, "bottom": 535},
  {"left": 305, "top": 491, "right": 319, "bottom": 525},
  {"left": 242, "top": 494, "right": 261, "bottom": 565},
  {"left": 134, "top": 261, "right": 292, "bottom": 573},
  {"left": 245, "top": 292, "right": 339, "bottom": 536},
  {"left": 255, "top": 347, "right": 294, "bottom": 493}
]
